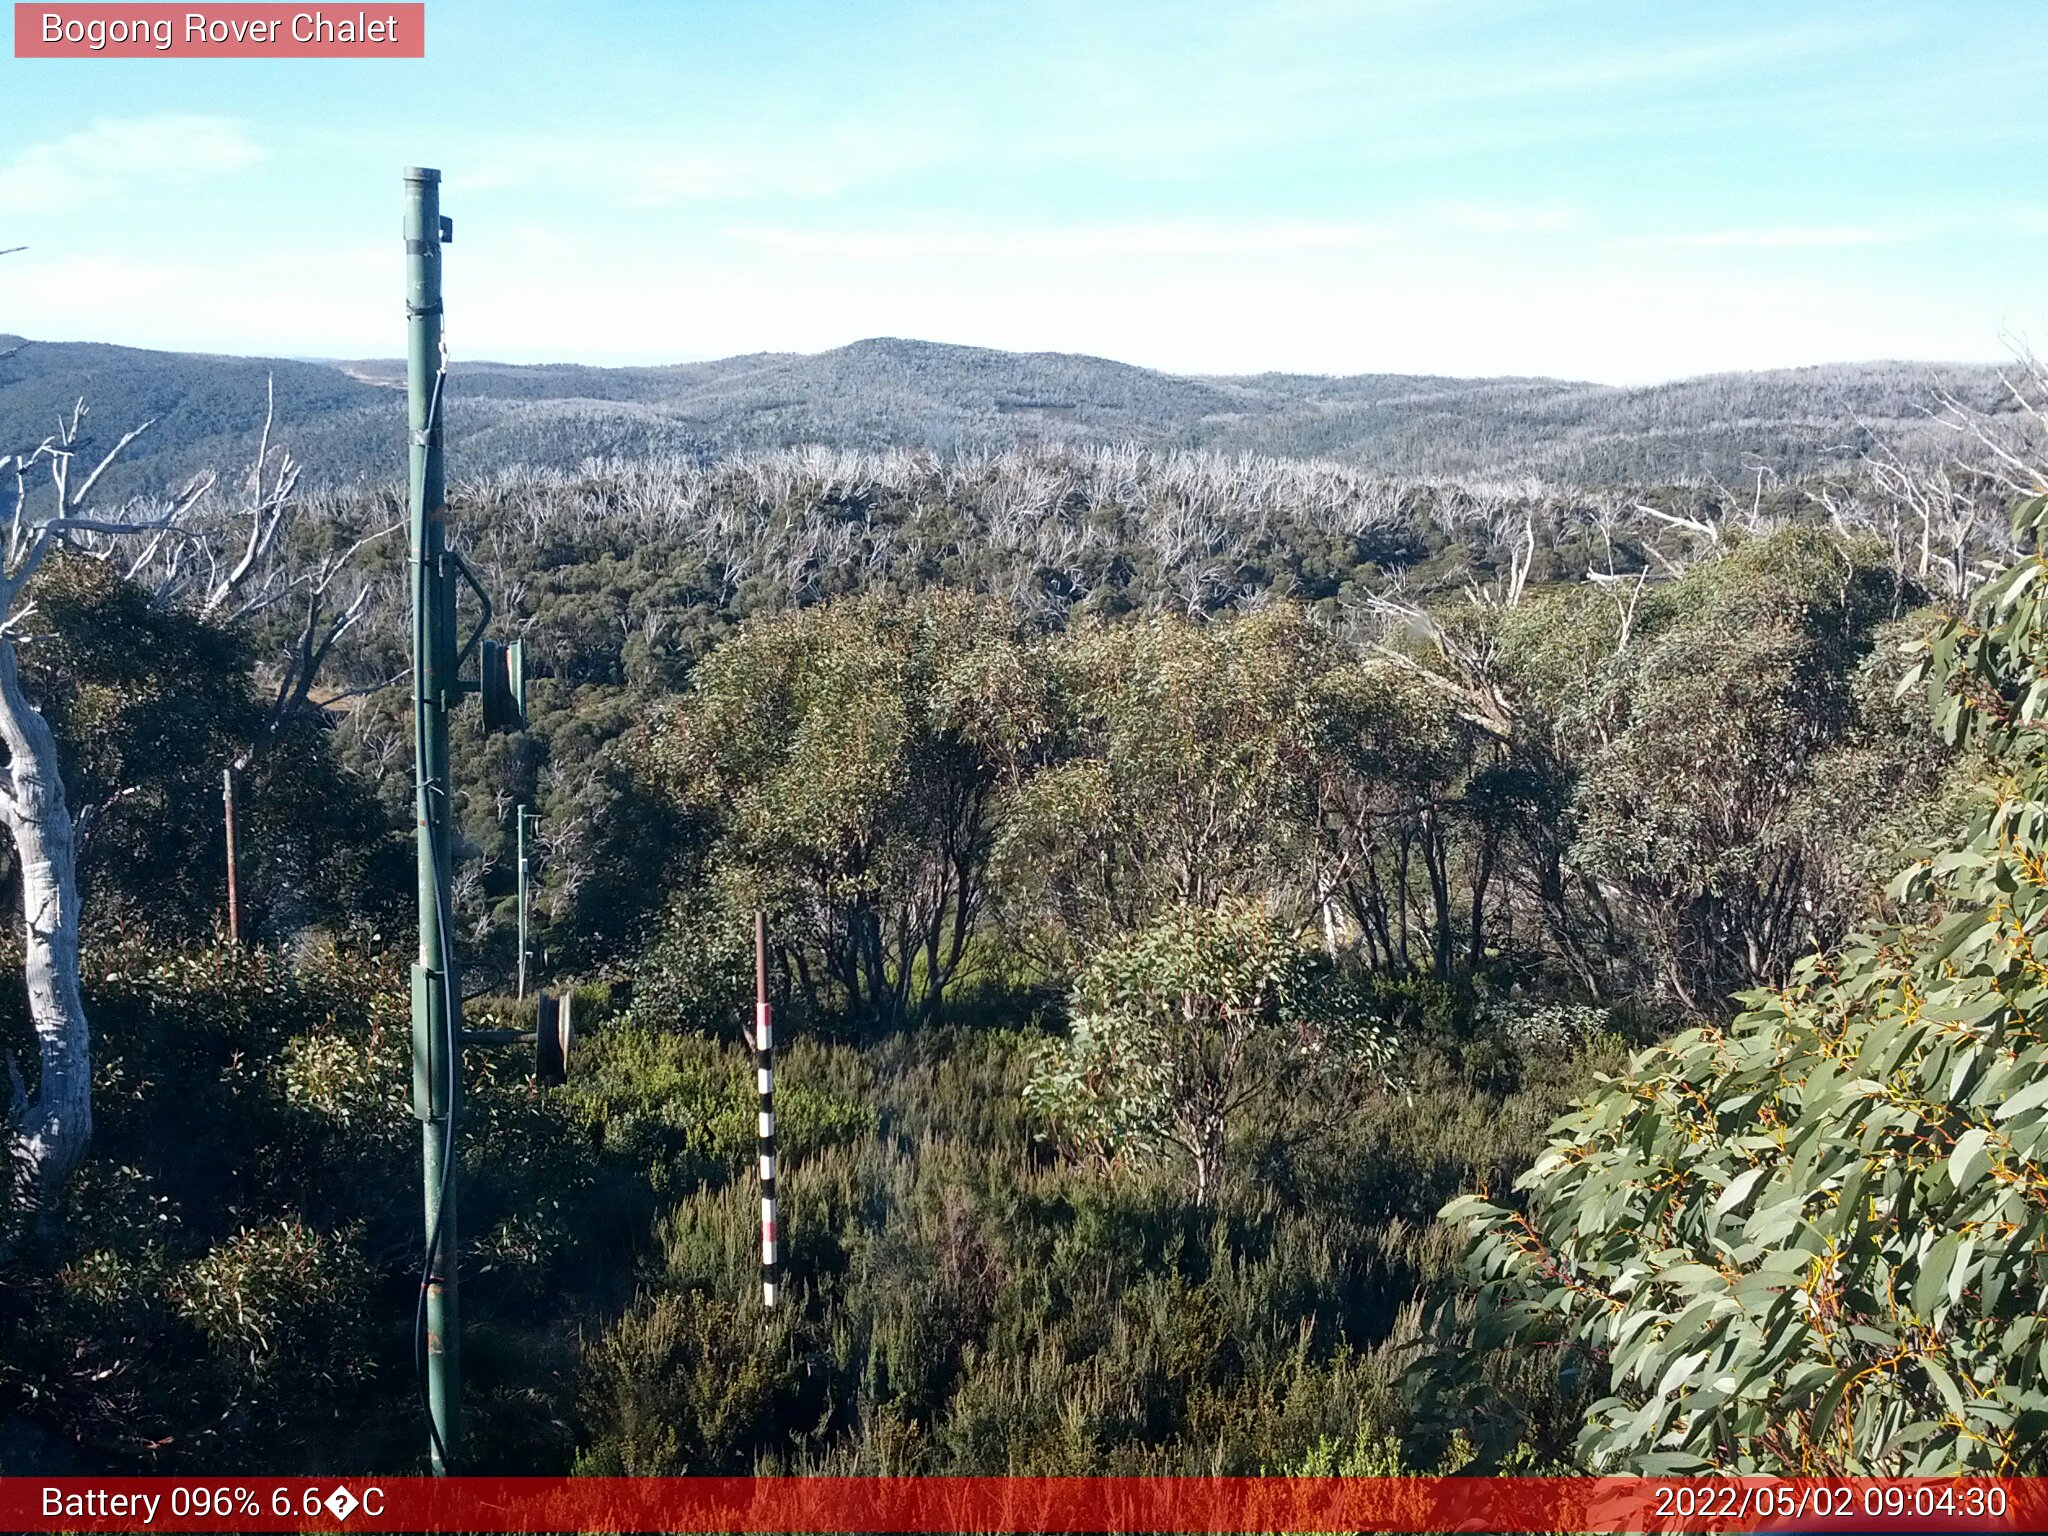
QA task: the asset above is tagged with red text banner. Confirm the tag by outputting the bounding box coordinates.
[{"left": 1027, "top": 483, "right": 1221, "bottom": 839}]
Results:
[
  {"left": 0, "top": 1476, "right": 2040, "bottom": 1533},
  {"left": 14, "top": 4, "right": 424, "bottom": 57}
]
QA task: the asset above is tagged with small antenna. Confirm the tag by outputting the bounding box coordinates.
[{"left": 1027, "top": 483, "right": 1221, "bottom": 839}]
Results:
[{"left": 754, "top": 911, "right": 779, "bottom": 1308}]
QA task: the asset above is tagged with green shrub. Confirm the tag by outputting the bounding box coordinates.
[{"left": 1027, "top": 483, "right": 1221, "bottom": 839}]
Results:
[
  {"left": 171, "top": 1220, "right": 373, "bottom": 1379},
  {"left": 1025, "top": 902, "right": 1399, "bottom": 1205},
  {"left": 567, "top": 1020, "right": 876, "bottom": 1196},
  {"left": 574, "top": 1016, "right": 1601, "bottom": 1476},
  {"left": 1, "top": 936, "right": 654, "bottom": 1472},
  {"left": 574, "top": 1289, "right": 807, "bottom": 1473},
  {"left": 1434, "top": 497, "right": 2048, "bottom": 1473}
]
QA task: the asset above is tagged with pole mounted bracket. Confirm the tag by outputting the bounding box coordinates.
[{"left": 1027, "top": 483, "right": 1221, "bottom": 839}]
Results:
[
  {"left": 536, "top": 991, "right": 572, "bottom": 1085},
  {"left": 447, "top": 549, "right": 492, "bottom": 673},
  {"left": 444, "top": 550, "right": 525, "bottom": 732},
  {"left": 454, "top": 990, "right": 571, "bottom": 1086},
  {"left": 479, "top": 639, "right": 526, "bottom": 733}
]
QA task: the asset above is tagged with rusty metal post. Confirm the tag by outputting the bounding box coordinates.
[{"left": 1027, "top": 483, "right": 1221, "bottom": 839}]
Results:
[{"left": 221, "top": 766, "right": 240, "bottom": 944}]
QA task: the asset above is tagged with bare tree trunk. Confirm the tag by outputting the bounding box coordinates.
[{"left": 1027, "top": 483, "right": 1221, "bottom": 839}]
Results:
[
  {"left": 1190, "top": 1117, "right": 1223, "bottom": 1210},
  {"left": 1421, "top": 805, "right": 1453, "bottom": 982},
  {"left": 1468, "top": 828, "right": 1495, "bottom": 972},
  {"left": 0, "top": 640, "right": 90, "bottom": 1205}
]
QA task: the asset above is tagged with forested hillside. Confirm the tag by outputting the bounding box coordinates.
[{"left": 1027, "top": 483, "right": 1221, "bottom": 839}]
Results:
[
  {"left": 0, "top": 332, "right": 2020, "bottom": 494},
  {"left": 3, "top": 369, "right": 2046, "bottom": 1476}
]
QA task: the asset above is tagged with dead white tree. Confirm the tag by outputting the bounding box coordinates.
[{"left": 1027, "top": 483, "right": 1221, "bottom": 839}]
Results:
[
  {"left": 0, "top": 421, "right": 198, "bottom": 1204},
  {"left": 1353, "top": 587, "right": 1518, "bottom": 744},
  {"left": 1, "top": 380, "right": 392, "bottom": 1205},
  {"left": 117, "top": 381, "right": 399, "bottom": 768}
]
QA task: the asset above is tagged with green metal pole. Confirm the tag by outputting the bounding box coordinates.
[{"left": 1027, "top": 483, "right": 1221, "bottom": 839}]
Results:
[
  {"left": 516, "top": 804, "right": 529, "bottom": 1000},
  {"left": 405, "top": 165, "right": 460, "bottom": 1475}
]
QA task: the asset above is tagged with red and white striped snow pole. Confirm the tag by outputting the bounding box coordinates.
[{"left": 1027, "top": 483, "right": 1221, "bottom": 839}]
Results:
[{"left": 753, "top": 911, "right": 779, "bottom": 1308}]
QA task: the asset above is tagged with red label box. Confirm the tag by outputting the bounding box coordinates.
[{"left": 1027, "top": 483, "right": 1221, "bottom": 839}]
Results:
[
  {"left": 0, "top": 1476, "right": 2040, "bottom": 1534},
  {"left": 14, "top": 3, "right": 424, "bottom": 57}
]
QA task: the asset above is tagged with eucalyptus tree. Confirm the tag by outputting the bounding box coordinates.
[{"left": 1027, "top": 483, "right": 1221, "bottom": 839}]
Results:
[
  {"left": 994, "top": 605, "right": 1480, "bottom": 980},
  {"left": 1360, "top": 527, "right": 1947, "bottom": 1009},
  {"left": 1436, "top": 495, "right": 2048, "bottom": 1473},
  {"left": 1024, "top": 899, "right": 1399, "bottom": 1206},
  {"left": 1004, "top": 611, "right": 1319, "bottom": 941},
  {"left": 1532, "top": 529, "right": 1941, "bottom": 1010},
  {"left": 643, "top": 589, "right": 1048, "bottom": 1032},
  {"left": 1311, "top": 659, "right": 1475, "bottom": 978}
]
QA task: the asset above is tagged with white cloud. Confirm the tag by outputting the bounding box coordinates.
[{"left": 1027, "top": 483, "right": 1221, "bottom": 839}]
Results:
[
  {"left": 721, "top": 205, "right": 1574, "bottom": 263},
  {"left": 723, "top": 220, "right": 1395, "bottom": 261},
  {"left": 1430, "top": 202, "right": 1577, "bottom": 236},
  {"left": 450, "top": 122, "right": 952, "bottom": 210},
  {"left": 0, "top": 116, "right": 265, "bottom": 209},
  {"left": 1614, "top": 227, "right": 1900, "bottom": 252},
  {"left": 2, "top": 243, "right": 385, "bottom": 354}
]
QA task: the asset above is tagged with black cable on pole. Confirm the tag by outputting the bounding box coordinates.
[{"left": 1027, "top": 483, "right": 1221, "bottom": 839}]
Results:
[
  {"left": 412, "top": 741, "right": 459, "bottom": 1474},
  {"left": 410, "top": 351, "right": 458, "bottom": 1474}
]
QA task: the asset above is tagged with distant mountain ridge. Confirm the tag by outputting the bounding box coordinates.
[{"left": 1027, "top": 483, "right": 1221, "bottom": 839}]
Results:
[{"left": 0, "top": 332, "right": 2013, "bottom": 494}]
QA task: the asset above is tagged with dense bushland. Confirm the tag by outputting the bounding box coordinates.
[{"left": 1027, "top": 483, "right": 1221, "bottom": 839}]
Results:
[
  {"left": 1435, "top": 497, "right": 2048, "bottom": 1474},
  {"left": 0, "top": 944, "right": 617, "bottom": 1471},
  {"left": 4, "top": 421, "right": 2042, "bottom": 1478},
  {"left": 573, "top": 1001, "right": 1615, "bottom": 1476},
  {"left": 293, "top": 441, "right": 1996, "bottom": 998}
]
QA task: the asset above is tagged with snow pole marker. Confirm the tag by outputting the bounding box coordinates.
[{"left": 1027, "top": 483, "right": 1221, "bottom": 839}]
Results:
[{"left": 754, "top": 910, "right": 779, "bottom": 1307}]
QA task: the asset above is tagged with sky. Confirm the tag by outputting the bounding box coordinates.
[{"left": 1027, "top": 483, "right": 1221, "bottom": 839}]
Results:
[{"left": 1, "top": 0, "right": 2043, "bottom": 383}]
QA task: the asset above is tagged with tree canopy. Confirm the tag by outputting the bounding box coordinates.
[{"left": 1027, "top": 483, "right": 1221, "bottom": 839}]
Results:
[{"left": 1437, "top": 498, "right": 2048, "bottom": 1473}]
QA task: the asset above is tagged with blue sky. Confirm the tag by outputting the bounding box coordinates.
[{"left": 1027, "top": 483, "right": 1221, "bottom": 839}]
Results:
[{"left": 2, "top": 0, "right": 2042, "bottom": 382}]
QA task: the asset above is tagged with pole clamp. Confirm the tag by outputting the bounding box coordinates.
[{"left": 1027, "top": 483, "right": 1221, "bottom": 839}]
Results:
[{"left": 406, "top": 302, "right": 443, "bottom": 318}]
